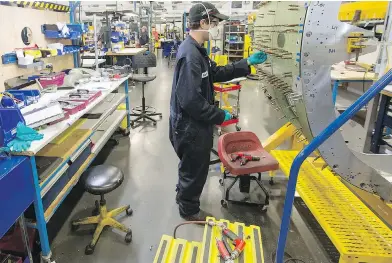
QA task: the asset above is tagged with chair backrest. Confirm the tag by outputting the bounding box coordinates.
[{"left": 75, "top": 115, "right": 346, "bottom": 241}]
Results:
[{"left": 131, "top": 52, "right": 157, "bottom": 69}]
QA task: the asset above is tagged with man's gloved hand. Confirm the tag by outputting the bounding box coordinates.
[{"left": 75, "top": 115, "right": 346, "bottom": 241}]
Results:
[
  {"left": 224, "top": 110, "right": 232, "bottom": 121},
  {"left": 247, "top": 51, "right": 267, "bottom": 65},
  {"left": 7, "top": 139, "right": 31, "bottom": 152}
]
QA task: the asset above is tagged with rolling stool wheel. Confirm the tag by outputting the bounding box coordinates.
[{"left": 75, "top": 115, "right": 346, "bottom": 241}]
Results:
[
  {"left": 125, "top": 229, "right": 133, "bottom": 243},
  {"left": 85, "top": 244, "right": 95, "bottom": 255},
  {"left": 221, "top": 199, "right": 228, "bottom": 208}
]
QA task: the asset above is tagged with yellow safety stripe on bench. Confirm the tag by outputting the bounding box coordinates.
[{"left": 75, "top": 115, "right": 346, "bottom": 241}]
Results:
[
  {"left": 3, "top": 1, "right": 70, "bottom": 12},
  {"left": 271, "top": 150, "right": 392, "bottom": 263}
]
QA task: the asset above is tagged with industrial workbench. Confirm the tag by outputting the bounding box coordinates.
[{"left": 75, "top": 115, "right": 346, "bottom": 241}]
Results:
[{"left": 12, "top": 77, "right": 132, "bottom": 263}]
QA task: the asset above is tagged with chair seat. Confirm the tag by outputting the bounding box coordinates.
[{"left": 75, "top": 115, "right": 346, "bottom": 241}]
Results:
[
  {"left": 221, "top": 149, "right": 279, "bottom": 175},
  {"left": 83, "top": 165, "right": 124, "bottom": 195},
  {"left": 129, "top": 74, "right": 156, "bottom": 82},
  {"left": 218, "top": 131, "right": 279, "bottom": 175}
]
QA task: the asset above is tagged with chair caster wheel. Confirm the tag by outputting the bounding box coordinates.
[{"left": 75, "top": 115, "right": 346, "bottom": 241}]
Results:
[
  {"left": 131, "top": 121, "right": 135, "bottom": 128},
  {"left": 219, "top": 179, "right": 224, "bottom": 186},
  {"left": 125, "top": 230, "right": 133, "bottom": 243},
  {"left": 236, "top": 126, "right": 241, "bottom": 131},
  {"left": 153, "top": 122, "right": 157, "bottom": 126},
  {"left": 126, "top": 208, "right": 133, "bottom": 216},
  {"left": 123, "top": 130, "right": 130, "bottom": 136},
  {"left": 85, "top": 244, "right": 95, "bottom": 255},
  {"left": 269, "top": 179, "right": 274, "bottom": 185},
  {"left": 159, "top": 114, "right": 163, "bottom": 119},
  {"left": 71, "top": 223, "right": 79, "bottom": 232},
  {"left": 221, "top": 199, "right": 228, "bottom": 208},
  {"left": 260, "top": 205, "right": 268, "bottom": 212}
]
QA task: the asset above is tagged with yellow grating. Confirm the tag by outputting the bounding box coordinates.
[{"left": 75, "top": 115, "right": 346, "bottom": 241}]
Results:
[
  {"left": 154, "top": 217, "right": 264, "bottom": 263},
  {"left": 271, "top": 150, "right": 392, "bottom": 262}
]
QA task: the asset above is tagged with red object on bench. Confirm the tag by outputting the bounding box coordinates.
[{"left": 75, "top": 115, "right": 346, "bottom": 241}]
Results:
[{"left": 218, "top": 131, "right": 279, "bottom": 175}]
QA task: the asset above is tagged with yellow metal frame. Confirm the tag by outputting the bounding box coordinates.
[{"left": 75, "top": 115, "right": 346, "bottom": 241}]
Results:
[
  {"left": 272, "top": 150, "right": 392, "bottom": 263},
  {"left": 263, "top": 122, "right": 392, "bottom": 263},
  {"left": 72, "top": 202, "right": 131, "bottom": 248},
  {"left": 338, "top": 1, "right": 388, "bottom": 22}
]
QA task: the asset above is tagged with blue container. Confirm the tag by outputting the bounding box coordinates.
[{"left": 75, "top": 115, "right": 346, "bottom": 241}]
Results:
[
  {"left": 1, "top": 53, "right": 17, "bottom": 64},
  {"left": 7, "top": 90, "right": 41, "bottom": 106},
  {"left": 0, "top": 100, "right": 25, "bottom": 147}
]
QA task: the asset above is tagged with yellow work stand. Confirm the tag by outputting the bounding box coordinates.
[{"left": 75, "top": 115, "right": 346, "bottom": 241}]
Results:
[
  {"left": 264, "top": 122, "right": 392, "bottom": 263},
  {"left": 154, "top": 217, "right": 264, "bottom": 263}
]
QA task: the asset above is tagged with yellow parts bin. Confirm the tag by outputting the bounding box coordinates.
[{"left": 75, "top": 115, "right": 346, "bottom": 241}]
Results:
[
  {"left": 154, "top": 217, "right": 264, "bottom": 263},
  {"left": 117, "top": 103, "right": 128, "bottom": 130},
  {"left": 24, "top": 49, "right": 42, "bottom": 59}
]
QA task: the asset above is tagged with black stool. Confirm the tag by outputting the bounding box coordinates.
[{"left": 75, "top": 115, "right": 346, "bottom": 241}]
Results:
[
  {"left": 129, "top": 53, "right": 162, "bottom": 127},
  {"left": 71, "top": 165, "right": 133, "bottom": 255}
]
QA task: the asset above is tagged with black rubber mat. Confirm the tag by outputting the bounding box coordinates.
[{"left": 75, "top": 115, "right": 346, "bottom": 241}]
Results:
[{"left": 294, "top": 197, "right": 340, "bottom": 263}]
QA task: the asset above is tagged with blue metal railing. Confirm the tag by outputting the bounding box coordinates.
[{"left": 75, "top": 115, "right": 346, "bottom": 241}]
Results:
[{"left": 275, "top": 68, "right": 392, "bottom": 263}]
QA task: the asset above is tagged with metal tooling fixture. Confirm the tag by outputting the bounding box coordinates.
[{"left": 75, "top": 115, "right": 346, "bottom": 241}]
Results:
[{"left": 253, "top": 1, "right": 392, "bottom": 201}]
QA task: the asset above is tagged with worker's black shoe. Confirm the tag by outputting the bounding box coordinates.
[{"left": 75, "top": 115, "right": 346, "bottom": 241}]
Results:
[{"left": 181, "top": 210, "right": 213, "bottom": 221}]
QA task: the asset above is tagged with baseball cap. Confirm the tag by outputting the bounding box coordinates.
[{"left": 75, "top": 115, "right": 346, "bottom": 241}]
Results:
[{"left": 188, "top": 2, "right": 229, "bottom": 23}]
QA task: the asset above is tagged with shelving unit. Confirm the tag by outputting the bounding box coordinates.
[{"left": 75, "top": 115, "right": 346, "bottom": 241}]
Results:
[{"left": 223, "top": 22, "right": 246, "bottom": 62}]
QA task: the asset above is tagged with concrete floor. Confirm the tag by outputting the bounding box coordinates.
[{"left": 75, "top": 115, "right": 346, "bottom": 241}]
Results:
[{"left": 50, "top": 56, "right": 332, "bottom": 263}]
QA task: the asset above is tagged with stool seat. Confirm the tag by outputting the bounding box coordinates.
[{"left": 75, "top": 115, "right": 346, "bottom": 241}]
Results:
[
  {"left": 218, "top": 131, "right": 279, "bottom": 175},
  {"left": 129, "top": 73, "right": 156, "bottom": 82},
  {"left": 84, "top": 165, "right": 124, "bottom": 195}
]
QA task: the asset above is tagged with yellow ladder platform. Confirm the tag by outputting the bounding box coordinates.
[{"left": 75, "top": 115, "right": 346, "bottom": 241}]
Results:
[
  {"left": 271, "top": 150, "right": 392, "bottom": 263},
  {"left": 154, "top": 217, "right": 264, "bottom": 263}
]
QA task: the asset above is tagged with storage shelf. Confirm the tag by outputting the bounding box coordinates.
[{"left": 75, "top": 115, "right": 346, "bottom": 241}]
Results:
[
  {"left": 79, "top": 93, "right": 126, "bottom": 131},
  {"left": 225, "top": 48, "right": 244, "bottom": 52},
  {"left": 225, "top": 41, "right": 244, "bottom": 44},
  {"left": 226, "top": 54, "right": 243, "bottom": 58},
  {"left": 44, "top": 154, "right": 95, "bottom": 222},
  {"left": 3, "top": 50, "right": 80, "bottom": 65},
  {"left": 226, "top": 32, "right": 246, "bottom": 34},
  {"left": 91, "top": 110, "right": 127, "bottom": 154},
  {"left": 38, "top": 129, "right": 92, "bottom": 189}
]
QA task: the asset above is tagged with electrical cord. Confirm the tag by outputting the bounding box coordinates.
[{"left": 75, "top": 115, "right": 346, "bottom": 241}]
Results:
[
  {"left": 271, "top": 250, "right": 308, "bottom": 263},
  {"left": 173, "top": 221, "right": 207, "bottom": 239}
]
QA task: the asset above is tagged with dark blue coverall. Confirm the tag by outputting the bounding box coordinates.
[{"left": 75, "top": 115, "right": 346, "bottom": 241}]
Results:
[{"left": 169, "top": 36, "right": 250, "bottom": 217}]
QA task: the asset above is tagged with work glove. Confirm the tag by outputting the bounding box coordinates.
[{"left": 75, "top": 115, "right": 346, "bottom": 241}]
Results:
[
  {"left": 15, "top": 122, "right": 44, "bottom": 141},
  {"left": 247, "top": 51, "right": 267, "bottom": 65},
  {"left": 7, "top": 139, "right": 31, "bottom": 152},
  {"left": 224, "top": 110, "right": 232, "bottom": 121}
]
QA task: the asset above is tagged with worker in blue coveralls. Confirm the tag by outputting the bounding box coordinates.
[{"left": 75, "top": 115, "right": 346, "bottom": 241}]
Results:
[{"left": 169, "top": 2, "right": 268, "bottom": 221}]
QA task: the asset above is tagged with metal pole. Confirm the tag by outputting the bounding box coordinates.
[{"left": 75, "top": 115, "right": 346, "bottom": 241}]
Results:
[
  {"left": 93, "top": 14, "right": 98, "bottom": 71},
  {"left": 275, "top": 68, "right": 392, "bottom": 263},
  {"left": 19, "top": 215, "right": 33, "bottom": 263}
]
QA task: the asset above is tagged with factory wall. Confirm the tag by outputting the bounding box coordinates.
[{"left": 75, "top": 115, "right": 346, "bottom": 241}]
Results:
[{"left": 0, "top": 5, "right": 74, "bottom": 91}]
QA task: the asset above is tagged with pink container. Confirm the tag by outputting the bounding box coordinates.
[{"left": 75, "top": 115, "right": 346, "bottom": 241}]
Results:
[{"left": 39, "top": 72, "right": 65, "bottom": 88}]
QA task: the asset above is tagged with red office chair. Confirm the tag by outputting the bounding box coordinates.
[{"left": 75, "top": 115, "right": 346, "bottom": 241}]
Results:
[{"left": 218, "top": 131, "right": 279, "bottom": 210}]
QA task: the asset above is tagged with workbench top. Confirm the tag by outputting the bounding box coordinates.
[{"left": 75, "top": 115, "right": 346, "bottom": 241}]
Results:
[
  {"left": 106, "top": 48, "right": 147, "bottom": 56},
  {"left": 17, "top": 77, "right": 128, "bottom": 156},
  {"left": 331, "top": 62, "right": 376, "bottom": 81}
]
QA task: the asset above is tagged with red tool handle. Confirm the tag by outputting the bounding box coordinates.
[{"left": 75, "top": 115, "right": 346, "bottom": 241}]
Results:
[
  {"left": 222, "top": 228, "right": 238, "bottom": 241},
  {"left": 216, "top": 238, "right": 231, "bottom": 260}
]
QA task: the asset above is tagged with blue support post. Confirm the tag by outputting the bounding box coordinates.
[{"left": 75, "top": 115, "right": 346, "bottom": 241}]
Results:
[
  {"left": 275, "top": 68, "right": 392, "bottom": 263},
  {"left": 124, "top": 79, "right": 131, "bottom": 131},
  {"left": 30, "top": 156, "right": 51, "bottom": 258},
  {"left": 69, "top": 1, "right": 80, "bottom": 68},
  {"left": 332, "top": 80, "right": 339, "bottom": 105}
]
